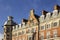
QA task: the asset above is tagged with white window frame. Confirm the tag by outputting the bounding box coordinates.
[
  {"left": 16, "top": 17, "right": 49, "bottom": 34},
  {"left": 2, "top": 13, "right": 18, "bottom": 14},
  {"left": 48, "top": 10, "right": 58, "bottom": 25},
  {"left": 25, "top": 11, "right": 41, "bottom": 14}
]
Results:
[
  {"left": 47, "top": 31, "right": 50, "bottom": 39},
  {"left": 53, "top": 30, "right": 57, "bottom": 38},
  {"left": 46, "top": 24, "right": 51, "bottom": 29}
]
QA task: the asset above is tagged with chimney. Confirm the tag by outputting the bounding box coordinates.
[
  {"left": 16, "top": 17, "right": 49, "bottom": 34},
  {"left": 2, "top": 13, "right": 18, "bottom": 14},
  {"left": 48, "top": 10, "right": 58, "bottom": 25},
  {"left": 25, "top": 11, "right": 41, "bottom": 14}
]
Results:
[
  {"left": 54, "top": 5, "right": 60, "bottom": 10},
  {"left": 42, "top": 10, "right": 48, "bottom": 15}
]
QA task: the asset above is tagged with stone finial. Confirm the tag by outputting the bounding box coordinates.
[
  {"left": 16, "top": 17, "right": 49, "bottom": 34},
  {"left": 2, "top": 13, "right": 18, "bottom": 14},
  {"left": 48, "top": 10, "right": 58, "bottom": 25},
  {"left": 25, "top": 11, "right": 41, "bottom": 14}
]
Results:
[
  {"left": 8, "top": 16, "right": 13, "bottom": 20},
  {"left": 42, "top": 10, "right": 48, "bottom": 15},
  {"left": 30, "top": 9, "right": 35, "bottom": 15},
  {"left": 54, "top": 5, "right": 60, "bottom": 10}
]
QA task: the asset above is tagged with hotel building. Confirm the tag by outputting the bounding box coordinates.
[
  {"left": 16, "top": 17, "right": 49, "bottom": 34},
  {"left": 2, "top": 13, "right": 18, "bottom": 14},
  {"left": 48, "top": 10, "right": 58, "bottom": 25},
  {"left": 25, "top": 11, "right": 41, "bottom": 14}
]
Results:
[{"left": 3, "top": 5, "right": 60, "bottom": 40}]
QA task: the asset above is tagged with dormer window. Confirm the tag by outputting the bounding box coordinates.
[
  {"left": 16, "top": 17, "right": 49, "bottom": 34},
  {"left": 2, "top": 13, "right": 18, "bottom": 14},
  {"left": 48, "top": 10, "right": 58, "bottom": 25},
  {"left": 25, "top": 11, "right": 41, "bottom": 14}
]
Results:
[
  {"left": 46, "top": 13, "right": 51, "bottom": 20},
  {"left": 53, "top": 10, "right": 58, "bottom": 18},
  {"left": 40, "top": 15, "right": 45, "bottom": 22}
]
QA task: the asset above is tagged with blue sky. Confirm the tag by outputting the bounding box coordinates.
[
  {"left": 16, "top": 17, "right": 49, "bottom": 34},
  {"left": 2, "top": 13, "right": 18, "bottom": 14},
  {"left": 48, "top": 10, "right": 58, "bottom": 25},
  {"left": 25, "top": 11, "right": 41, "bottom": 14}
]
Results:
[{"left": 0, "top": 0, "right": 60, "bottom": 33}]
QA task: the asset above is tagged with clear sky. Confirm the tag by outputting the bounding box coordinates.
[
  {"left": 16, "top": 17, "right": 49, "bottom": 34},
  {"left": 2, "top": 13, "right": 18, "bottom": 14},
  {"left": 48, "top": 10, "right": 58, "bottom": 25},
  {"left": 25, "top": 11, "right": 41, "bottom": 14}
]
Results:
[{"left": 0, "top": 0, "right": 60, "bottom": 34}]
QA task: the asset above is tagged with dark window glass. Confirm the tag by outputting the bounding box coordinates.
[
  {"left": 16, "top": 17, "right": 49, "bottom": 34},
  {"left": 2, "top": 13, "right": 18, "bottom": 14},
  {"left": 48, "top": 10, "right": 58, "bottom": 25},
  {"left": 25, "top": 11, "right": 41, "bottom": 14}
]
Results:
[
  {"left": 54, "top": 22, "right": 57, "bottom": 26},
  {"left": 46, "top": 24, "right": 50, "bottom": 29},
  {"left": 41, "top": 26, "right": 44, "bottom": 30}
]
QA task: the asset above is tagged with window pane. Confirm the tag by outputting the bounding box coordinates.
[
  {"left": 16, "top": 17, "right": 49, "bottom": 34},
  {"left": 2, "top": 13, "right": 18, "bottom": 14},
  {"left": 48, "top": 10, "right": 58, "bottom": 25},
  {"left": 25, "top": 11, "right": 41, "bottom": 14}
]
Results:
[
  {"left": 46, "top": 24, "right": 50, "bottom": 29},
  {"left": 41, "top": 26, "right": 44, "bottom": 30},
  {"left": 53, "top": 30, "right": 57, "bottom": 38},
  {"left": 54, "top": 22, "right": 57, "bottom": 27}
]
